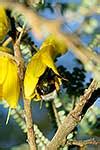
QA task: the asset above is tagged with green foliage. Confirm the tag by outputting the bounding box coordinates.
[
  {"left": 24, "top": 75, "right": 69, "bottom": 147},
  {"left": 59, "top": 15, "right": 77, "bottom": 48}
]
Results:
[
  {"left": 58, "top": 65, "right": 86, "bottom": 97},
  {"left": 79, "top": 105, "right": 100, "bottom": 136}
]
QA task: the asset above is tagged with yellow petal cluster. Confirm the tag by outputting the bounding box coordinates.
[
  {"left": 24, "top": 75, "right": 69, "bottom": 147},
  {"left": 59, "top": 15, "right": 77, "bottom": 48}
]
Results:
[
  {"left": 0, "top": 5, "right": 10, "bottom": 41},
  {"left": 0, "top": 48, "right": 20, "bottom": 108},
  {"left": 24, "top": 35, "right": 67, "bottom": 100}
]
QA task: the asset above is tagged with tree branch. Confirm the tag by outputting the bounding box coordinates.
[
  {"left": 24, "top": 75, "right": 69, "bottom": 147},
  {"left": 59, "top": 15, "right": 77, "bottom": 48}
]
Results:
[
  {"left": 51, "top": 101, "right": 61, "bottom": 127},
  {"left": 13, "top": 24, "right": 37, "bottom": 150},
  {"left": 24, "top": 99, "right": 37, "bottom": 150},
  {"left": 46, "top": 80, "right": 98, "bottom": 150},
  {"left": 66, "top": 139, "right": 100, "bottom": 147}
]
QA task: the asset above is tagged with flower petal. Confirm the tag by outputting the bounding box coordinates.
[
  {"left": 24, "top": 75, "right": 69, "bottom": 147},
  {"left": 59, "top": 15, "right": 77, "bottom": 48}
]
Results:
[
  {"left": 0, "top": 5, "right": 10, "bottom": 41},
  {"left": 0, "top": 57, "right": 8, "bottom": 85},
  {"left": 2, "top": 57, "right": 20, "bottom": 108},
  {"left": 24, "top": 55, "right": 46, "bottom": 99}
]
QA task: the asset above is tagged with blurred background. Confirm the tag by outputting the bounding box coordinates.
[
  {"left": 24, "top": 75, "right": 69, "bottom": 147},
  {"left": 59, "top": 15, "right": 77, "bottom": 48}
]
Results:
[{"left": 0, "top": 0, "right": 100, "bottom": 149}]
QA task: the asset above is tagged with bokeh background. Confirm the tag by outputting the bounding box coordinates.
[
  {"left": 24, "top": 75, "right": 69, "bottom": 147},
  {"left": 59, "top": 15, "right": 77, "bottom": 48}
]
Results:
[{"left": 0, "top": 0, "right": 100, "bottom": 149}]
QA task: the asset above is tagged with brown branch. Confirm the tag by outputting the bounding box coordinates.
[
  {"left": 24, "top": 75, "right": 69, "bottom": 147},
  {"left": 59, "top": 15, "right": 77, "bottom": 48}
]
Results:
[
  {"left": 51, "top": 101, "right": 61, "bottom": 127},
  {"left": 66, "top": 139, "right": 100, "bottom": 147},
  {"left": 24, "top": 99, "right": 37, "bottom": 150},
  {"left": 13, "top": 25, "right": 25, "bottom": 82},
  {"left": 13, "top": 24, "right": 37, "bottom": 150},
  {"left": 46, "top": 80, "right": 98, "bottom": 150}
]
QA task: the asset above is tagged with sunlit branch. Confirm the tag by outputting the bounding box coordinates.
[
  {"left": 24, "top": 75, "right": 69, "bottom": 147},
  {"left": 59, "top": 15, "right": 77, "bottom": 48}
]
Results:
[{"left": 46, "top": 80, "right": 98, "bottom": 149}]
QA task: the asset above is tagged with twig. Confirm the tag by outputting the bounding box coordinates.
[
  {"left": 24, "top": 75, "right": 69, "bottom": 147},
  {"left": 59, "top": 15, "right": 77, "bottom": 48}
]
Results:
[
  {"left": 24, "top": 99, "right": 37, "bottom": 150},
  {"left": 46, "top": 80, "right": 98, "bottom": 150},
  {"left": 66, "top": 139, "right": 100, "bottom": 147},
  {"left": 2, "top": 37, "right": 12, "bottom": 47},
  {"left": 13, "top": 27, "right": 25, "bottom": 84},
  {"left": 13, "top": 24, "right": 37, "bottom": 150},
  {"left": 51, "top": 101, "right": 61, "bottom": 127}
]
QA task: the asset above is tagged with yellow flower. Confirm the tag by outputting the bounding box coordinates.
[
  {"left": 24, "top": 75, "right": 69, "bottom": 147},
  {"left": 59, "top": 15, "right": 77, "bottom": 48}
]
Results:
[
  {"left": 0, "top": 47, "right": 20, "bottom": 108},
  {"left": 0, "top": 5, "right": 10, "bottom": 41},
  {"left": 24, "top": 34, "right": 67, "bottom": 100}
]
